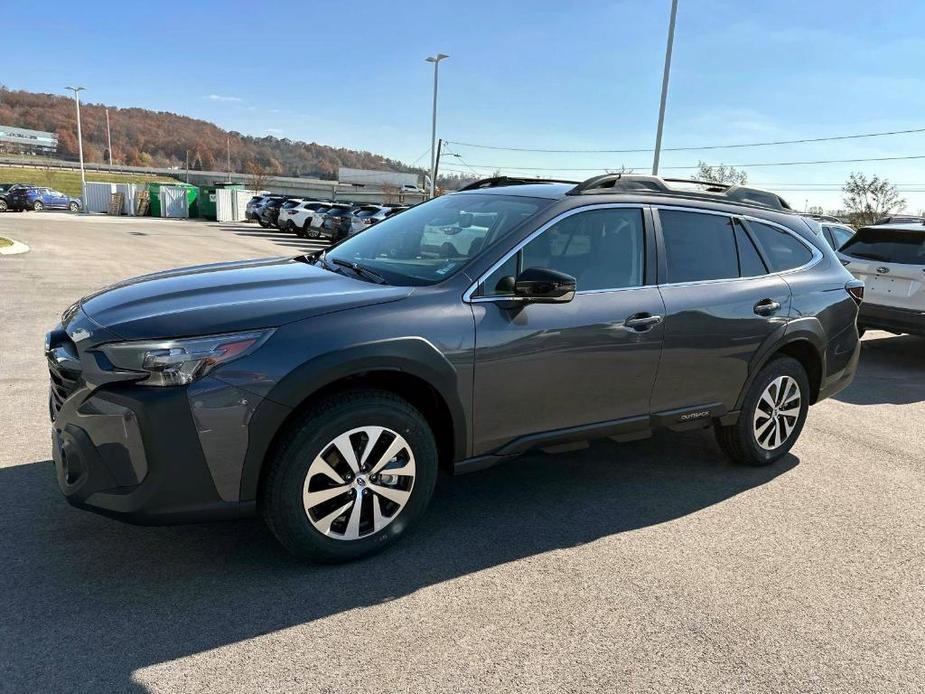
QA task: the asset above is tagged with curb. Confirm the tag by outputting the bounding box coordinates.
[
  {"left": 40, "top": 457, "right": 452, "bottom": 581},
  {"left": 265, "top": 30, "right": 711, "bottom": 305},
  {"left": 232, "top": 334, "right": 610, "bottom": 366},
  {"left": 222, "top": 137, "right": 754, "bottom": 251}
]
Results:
[{"left": 0, "top": 236, "right": 30, "bottom": 255}]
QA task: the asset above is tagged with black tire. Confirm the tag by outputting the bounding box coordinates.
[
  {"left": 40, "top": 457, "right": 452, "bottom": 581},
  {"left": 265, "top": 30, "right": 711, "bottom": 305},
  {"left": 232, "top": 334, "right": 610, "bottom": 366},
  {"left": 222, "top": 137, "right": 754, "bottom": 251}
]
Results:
[
  {"left": 261, "top": 390, "right": 438, "bottom": 563},
  {"left": 32, "top": 200, "right": 44, "bottom": 211},
  {"left": 258, "top": 218, "right": 269, "bottom": 228},
  {"left": 68, "top": 201, "right": 79, "bottom": 212},
  {"left": 0, "top": 199, "right": 7, "bottom": 212},
  {"left": 715, "top": 356, "right": 809, "bottom": 466},
  {"left": 305, "top": 224, "right": 320, "bottom": 239}
]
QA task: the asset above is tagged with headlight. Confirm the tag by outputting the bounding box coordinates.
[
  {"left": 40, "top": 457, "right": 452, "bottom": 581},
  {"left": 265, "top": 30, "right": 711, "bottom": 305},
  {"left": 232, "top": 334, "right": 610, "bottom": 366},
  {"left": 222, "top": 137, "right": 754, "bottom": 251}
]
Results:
[{"left": 99, "top": 329, "right": 274, "bottom": 387}]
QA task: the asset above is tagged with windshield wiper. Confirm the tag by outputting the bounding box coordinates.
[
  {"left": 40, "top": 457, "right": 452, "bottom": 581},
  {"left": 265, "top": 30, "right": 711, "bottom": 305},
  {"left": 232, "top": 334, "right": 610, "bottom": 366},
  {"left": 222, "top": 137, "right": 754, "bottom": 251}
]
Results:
[{"left": 329, "top": 257, "right": 387, "bottom": 284}]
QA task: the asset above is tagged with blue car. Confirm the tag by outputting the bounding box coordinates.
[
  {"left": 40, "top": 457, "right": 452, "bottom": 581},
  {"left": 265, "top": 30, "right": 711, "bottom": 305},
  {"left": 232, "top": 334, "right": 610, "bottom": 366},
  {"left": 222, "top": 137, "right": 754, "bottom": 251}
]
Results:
[{"left": 9, "top": 186, "right": 82, "bottom": 212}]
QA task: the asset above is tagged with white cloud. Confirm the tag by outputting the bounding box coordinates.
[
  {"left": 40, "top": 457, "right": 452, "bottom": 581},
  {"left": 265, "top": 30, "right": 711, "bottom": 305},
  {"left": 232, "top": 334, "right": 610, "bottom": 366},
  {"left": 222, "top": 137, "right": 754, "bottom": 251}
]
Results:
[
  {"left": 206, "top": 94, "right": 242, "bottom": 102},
  {"left": 266, "top": 128, "right": 283, "bottom": 134}
]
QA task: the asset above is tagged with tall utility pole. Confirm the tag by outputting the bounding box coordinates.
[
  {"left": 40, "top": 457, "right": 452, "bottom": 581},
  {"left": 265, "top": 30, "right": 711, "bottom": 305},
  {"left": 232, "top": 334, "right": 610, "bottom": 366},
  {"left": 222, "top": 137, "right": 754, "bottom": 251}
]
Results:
[
  {"left": 425, "top": 53, "right": 448, "bottom": 198},
  {"left": 65, "top": 86, "right": 87, "bottom": 213},
  {"left": 651, "top": 0, "right": 679, "bottom": 176},
  {"left": 226, "top": 136, "right": 232, "bottom": 182},
  {"left": 105, "top": 108, "right": 113, "bottom": 166}
]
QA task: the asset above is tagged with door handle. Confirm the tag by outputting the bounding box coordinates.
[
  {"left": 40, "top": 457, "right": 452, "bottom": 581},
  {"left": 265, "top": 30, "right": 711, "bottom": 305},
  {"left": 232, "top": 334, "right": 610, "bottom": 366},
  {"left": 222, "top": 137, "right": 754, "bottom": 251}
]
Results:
[
  {"left": 754, "top": 298, "right": 781, "bottom": 316},
  {"left": 624, "top": 313, "right": 663, "bottom": 331}
]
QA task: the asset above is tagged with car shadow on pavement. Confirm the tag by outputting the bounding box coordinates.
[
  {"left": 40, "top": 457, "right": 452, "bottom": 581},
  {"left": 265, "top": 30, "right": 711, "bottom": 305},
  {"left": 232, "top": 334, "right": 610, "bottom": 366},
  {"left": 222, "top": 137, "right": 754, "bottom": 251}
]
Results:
[
  {"left": 216, "top": 224, "right": 329, "bottom": 251},
  {"left": 834, "top": 333, "right": 925, "bottom": 406},
  {"left": 0, "top": 429, "right": 796, "bottom": 691}
]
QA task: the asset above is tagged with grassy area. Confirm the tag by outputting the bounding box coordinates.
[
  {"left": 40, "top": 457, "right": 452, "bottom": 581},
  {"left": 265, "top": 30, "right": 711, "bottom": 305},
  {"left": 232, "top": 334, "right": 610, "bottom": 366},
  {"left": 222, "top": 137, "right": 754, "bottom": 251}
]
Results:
[
  {"left": 0, "top": 166, "right": 178, "bottom": 198},
  {"left": 0, "top": 237, "right": 12, "bottom": 248}
]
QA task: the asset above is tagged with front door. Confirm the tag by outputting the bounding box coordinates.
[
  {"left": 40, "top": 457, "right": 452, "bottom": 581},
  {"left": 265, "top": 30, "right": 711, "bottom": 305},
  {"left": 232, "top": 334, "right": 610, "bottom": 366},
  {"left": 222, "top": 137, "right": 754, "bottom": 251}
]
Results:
[
  {"left": 470, "top": 206, "right": 665, "bottom": 455},
  {"left": 650, "top": 208, "right": 794, "bottom": 415}
]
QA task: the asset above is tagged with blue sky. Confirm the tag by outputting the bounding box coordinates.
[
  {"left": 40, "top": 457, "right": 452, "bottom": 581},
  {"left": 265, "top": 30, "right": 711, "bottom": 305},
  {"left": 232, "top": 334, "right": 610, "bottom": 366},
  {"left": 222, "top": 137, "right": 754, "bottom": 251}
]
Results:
[{"left": 3, "top": 0, "right": 925, "bottom": 211}]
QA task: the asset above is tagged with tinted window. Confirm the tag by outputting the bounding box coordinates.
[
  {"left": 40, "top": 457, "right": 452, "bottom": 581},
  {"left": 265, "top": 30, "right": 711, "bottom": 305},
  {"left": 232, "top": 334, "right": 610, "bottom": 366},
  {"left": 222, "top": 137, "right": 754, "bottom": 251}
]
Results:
[
  {"left": 660, "top": 210, "right": 738, "bottom": 283},
  {"left": 749, "top": 222, "right": 814, "bottom": 271},
  {"left": 829, "top": 225, "right": 854, "bottom": 249},
  {"left": 840, "top": 228, "right": 925, "bottom": 265},
  {"left": 734, "top": 221, "right": 767, "bottom": 276},
  {"left": 482, "top": 208, "right": 645, "bottom": 295}
]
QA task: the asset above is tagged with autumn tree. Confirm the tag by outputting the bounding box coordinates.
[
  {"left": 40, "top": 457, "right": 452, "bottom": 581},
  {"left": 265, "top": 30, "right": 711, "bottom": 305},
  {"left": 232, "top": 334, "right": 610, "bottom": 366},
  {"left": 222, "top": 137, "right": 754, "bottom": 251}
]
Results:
[
  {"left": 245, "top": 161, "right": 272, "bottom": 192},
  {"left": 695, "top": 161, "right": 748, "bottom": 185},
  {"left": 842, "top": 172, "right": 905, "bottom": 226}
]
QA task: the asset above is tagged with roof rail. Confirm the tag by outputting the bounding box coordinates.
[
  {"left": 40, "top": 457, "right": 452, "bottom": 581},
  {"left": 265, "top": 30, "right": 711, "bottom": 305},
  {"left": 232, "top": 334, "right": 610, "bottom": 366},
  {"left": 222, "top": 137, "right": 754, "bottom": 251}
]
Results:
[
  {"left": 567, "top": 173, "right": 792, "bottom": 211},
  {"left": 459, "top": 176, "right": 580, "bottom": 191}
]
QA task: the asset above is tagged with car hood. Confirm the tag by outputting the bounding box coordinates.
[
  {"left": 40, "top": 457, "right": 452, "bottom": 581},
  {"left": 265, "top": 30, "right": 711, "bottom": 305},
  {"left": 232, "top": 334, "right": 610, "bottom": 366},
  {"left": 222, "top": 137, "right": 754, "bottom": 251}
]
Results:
[{"left": 79, "top": 256, "right": 412, "bottom": 340}]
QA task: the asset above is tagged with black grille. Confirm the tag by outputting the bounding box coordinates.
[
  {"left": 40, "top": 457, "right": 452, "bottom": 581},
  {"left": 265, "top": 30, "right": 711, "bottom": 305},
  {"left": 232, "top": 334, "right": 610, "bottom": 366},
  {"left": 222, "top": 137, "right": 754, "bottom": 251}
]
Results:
[{"left": 47, "top": 337, "right": 81, "bottom": 420}]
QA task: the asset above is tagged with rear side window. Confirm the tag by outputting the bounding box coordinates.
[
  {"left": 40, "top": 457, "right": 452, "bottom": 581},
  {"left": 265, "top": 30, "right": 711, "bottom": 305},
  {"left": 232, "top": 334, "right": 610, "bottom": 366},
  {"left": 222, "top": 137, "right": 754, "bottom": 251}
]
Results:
[
  {"left": 660, "top": 210, "right": 739, "bottom": 283},
  {"left": 841, "top": 228, "right": 925, "bottom": 265},
  {"left": 828, "top": 225, "right": 854, "bottom": 249},
  {"left": 748, "top": 222, "right": 814, "bottom": 271}
]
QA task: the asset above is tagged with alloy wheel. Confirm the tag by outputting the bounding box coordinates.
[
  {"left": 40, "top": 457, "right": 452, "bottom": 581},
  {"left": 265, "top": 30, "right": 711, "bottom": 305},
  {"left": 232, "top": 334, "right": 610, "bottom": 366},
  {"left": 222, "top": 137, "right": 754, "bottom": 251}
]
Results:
[
  {"left": 753, "top": 375, "right": 801, "bottom": 450},
  {"left": 302, "top": 426, "right": 416, "bottom": 541}
]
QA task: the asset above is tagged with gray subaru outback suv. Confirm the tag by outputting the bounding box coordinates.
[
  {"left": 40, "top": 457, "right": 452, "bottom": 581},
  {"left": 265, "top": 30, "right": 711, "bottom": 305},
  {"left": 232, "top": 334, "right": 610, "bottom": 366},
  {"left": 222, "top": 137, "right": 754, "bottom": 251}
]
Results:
[{"left": 46, "top": 174, "right": 863, "bottom": 562}]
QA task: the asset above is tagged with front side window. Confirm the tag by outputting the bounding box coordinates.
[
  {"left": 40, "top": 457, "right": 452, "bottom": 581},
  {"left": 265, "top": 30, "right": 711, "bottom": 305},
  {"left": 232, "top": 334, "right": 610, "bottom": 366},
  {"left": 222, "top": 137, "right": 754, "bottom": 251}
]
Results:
[
  {"left": 481, "top": 207, "right": 645, "bottom": 296},
  {"left": 326, "top": 193, "right": 551, "bottom": 286},
  {"left": 748, "top": 221, "right": 814, "bottom": 271},
  {"left": 660, "top": 209, "right": 739, "bottom": 283}
]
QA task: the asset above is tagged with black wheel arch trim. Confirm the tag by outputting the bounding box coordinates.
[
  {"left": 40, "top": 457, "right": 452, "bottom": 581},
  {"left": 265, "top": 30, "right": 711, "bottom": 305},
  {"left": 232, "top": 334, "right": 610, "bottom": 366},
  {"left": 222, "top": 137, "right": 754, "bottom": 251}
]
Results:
[
  {"left": 735, "top": 317, "right": 827, "bottom": 410},
  {"left": 238, "top": 337, "right": 468, "bottom": 502}
]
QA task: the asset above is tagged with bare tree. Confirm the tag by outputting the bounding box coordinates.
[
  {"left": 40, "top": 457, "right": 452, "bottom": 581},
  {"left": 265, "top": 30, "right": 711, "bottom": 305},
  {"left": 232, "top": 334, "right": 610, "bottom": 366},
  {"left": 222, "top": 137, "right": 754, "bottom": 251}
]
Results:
[
  {"left": 694, "top": 161, "right": 748, "bottom": 185},
  {"left": 245, "top": 161, "right": 271, "bottom": 193},
  {"left": 806, "top": 205, "right": 824, "bottom": 216},
  {"left": 842, "top": 172, "right": 905, "bottom": 226}
]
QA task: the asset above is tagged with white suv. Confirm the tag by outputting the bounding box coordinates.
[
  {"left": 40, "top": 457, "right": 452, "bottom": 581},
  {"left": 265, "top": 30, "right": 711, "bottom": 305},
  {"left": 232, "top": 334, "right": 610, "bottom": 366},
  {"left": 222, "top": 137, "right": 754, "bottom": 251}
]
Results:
[
  {"left": 278, "top": 201, "right": 329, "bottom": 236},
  {"left": 839, "top": 222, "right": 925, "bottom": 336}
]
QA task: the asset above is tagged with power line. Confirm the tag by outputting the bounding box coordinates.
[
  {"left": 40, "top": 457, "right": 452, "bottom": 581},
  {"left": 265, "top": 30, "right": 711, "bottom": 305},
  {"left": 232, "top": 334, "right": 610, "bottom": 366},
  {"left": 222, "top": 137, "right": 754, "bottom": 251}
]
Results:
[
  {"left": 445, "top": 125, "right": 925, "bottom": 154},
  {"left": 437, "top": 153, "right": 925, "bottom": 172}
]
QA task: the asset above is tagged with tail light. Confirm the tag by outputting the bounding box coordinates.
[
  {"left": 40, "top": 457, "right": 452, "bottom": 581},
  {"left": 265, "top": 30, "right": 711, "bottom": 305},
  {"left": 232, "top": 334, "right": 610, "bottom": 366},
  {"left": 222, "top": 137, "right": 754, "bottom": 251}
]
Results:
[{"left": 845, "top": 280, "right": 864, "bottom": 305}]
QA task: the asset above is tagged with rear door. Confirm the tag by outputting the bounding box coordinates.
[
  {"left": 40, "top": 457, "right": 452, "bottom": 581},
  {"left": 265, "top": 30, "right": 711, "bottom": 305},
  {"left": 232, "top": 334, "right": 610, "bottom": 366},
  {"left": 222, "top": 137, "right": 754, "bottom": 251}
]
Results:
[
  {"left": 840, "top": 227, "right": 925, "bottom": 310},
  {"left": 650, "top": 208, "right": 796, "bottom": 417}
]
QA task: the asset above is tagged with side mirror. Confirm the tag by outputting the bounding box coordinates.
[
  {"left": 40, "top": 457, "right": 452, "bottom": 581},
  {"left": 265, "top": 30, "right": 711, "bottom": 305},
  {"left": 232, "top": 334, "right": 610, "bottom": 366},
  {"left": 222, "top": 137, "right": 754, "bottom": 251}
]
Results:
[{"left": 514, "top": 267, "right": 576, "bottom": 303}]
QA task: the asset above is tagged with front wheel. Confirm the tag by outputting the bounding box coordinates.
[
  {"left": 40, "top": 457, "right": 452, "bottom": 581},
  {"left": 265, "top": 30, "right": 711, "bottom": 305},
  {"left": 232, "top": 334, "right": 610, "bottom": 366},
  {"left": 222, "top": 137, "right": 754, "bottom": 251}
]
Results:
[
  {"left": 715, "top": 356, "right": 809, "bottom": 466},
  {"left": 32, "top": 201, "right": 44, "bottom": 211},
  {"left": 0, "top": 199, "right": 7, "bottom": 212},
  {"left": 261, "top": 390, "right": 438, "bottom": 563},
  {"left": 68, "top": 201, "right": 80, "bottom": 212},
  {"left": 305, "top": 224, "right": 320, "bottom": 239}
]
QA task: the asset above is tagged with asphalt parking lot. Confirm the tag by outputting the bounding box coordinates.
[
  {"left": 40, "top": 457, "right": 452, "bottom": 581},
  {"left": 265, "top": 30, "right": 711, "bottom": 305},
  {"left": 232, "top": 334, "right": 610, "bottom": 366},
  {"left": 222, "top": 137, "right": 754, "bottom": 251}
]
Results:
[{"left": 0, "top": 213, "right": 922, "bottom": 693}]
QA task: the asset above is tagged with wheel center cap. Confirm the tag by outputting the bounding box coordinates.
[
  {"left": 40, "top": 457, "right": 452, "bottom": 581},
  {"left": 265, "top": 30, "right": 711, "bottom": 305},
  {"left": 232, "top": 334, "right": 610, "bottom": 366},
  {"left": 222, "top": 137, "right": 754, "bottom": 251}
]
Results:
[{"left": 355, "top": 476, "right": 366, "bottom": 488}]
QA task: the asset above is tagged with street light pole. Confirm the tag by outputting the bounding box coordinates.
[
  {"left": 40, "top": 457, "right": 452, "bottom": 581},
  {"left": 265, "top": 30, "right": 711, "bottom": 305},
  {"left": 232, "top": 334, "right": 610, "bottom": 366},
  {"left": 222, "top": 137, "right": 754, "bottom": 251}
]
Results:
[
  {"left": 652, "top": 0, "right": 678, "bottom": 176},
  {"left": 65, "top": 86, "right": 87, "bottom": 213},
  {"left": 425, "top": 53, "right": 448, "bottom": 198},
  {"left": 105, "top": 108, "right": 113, "bottom": 166}
]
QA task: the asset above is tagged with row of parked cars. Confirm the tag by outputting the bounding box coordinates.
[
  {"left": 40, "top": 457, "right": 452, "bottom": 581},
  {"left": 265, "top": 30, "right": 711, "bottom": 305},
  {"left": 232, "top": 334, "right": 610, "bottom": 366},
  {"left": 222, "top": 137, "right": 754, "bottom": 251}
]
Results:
[
  {"left": 0, "top": 183, "right": 83, "bottom": 212},
  {"left": 245, "top": 194, "right": 411, "bottom": 243}
]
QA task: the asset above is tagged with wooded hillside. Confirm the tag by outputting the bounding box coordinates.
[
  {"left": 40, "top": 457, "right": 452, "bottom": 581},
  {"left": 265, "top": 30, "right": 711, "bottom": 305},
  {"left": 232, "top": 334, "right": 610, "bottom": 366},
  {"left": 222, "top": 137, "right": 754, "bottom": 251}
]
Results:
[{"left": 0, "top": 87, "right": 425, "bottom": 180}]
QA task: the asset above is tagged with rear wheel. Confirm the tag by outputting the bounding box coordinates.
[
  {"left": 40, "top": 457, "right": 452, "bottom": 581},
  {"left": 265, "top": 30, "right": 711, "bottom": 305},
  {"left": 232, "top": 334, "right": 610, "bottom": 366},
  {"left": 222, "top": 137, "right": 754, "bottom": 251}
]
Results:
[
  {"left": 715, "top": 356, "right": 809, "bottom": 466},
  {"left": 32, "top": 200, "right": 44, "bottom": 211},
  {"left": 261, "top": 390, "right": 438, "bottom": 563},
  {"left": 258, "top": 218, "right": 269, "bottom": 228},
  {"left": 0, "top": 199, "right": 7, "bottom": 212},
  {"left": 305, "top": 223, "right": 320, "bottom": 239}
]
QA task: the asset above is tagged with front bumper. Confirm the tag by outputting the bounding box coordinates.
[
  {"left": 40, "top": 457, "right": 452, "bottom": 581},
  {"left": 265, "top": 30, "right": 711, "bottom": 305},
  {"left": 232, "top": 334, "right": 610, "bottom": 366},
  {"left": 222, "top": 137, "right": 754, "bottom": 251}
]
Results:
[
  {"left": 859, "top": 302, "right": 925, "bottom": 336},
  {"left": 52, "top": 383, "right": 256, "bottom": 525}
]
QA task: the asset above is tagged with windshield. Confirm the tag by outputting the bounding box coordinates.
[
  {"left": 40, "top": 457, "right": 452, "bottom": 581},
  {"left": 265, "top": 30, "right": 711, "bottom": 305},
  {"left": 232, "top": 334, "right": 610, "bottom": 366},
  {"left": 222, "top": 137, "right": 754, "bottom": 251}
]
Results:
[{"left": 325, "top": 193, "right": 551, "bottom": 286}]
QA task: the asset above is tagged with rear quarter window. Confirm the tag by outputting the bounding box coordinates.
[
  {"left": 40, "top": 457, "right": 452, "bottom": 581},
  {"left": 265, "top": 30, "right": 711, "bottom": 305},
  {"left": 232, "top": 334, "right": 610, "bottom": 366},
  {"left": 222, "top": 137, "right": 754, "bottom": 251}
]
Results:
[{"left": 748, "top": 221, "right": 814, "bottom": 272}]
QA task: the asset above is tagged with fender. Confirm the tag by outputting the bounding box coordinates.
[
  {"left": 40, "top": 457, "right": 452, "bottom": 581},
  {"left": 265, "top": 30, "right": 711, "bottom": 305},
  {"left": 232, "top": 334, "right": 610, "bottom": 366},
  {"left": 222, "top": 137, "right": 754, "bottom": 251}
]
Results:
[
  {"left": 734, "top": 316, "right": 827, "bottom": 411},
  {"left": 238, "top": 337, "right": 468, "bottom": 501}
]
